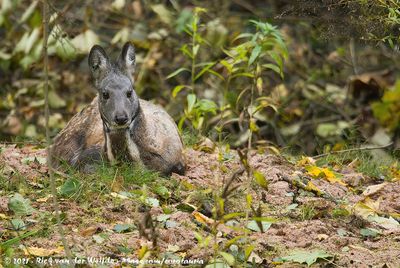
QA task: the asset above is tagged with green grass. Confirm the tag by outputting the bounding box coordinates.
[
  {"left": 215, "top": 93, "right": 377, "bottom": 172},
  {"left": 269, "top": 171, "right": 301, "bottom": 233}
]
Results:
[{"left": 315, "top": 150, "right": 395, "bottom": 180}]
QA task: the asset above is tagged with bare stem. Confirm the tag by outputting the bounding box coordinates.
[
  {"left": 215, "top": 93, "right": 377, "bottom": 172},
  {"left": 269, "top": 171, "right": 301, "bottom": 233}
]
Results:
[
  {"left": 42, "top": 0, "right": 73, "bottom": 262},
  {"left": 312, "top": 143, "right": 393, "bottom": 159}
]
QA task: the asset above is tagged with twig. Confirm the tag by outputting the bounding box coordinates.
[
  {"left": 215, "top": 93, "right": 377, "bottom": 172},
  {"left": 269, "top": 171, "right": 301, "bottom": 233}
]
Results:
[
  {"left": 42, "top": 0, "right": 73, "bottom": 263},
  {"left": 312, "top": 143, "right": 393, "bottom": 159}
]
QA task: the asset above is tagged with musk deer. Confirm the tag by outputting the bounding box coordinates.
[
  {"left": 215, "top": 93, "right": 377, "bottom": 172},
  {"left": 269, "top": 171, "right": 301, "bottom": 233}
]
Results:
[{"left": 52, "top": 42, "right": 185, "bottom": 175}]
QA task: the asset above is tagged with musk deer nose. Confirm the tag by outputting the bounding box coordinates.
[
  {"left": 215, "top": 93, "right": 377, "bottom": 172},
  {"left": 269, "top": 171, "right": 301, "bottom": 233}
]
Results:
[{"left": 114, "top": 114, "right": 128, "bottom": 125}]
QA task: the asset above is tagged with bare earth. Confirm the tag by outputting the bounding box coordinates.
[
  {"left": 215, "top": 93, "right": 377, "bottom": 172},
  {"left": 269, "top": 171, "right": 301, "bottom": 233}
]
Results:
[{"left": 1, "top": 144, "right": 399, "bottom": 267}]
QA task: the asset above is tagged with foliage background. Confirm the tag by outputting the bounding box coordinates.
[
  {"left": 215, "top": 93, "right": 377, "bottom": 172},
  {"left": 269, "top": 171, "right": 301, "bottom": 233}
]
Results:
[{"left": 0, "top": 0, "right": 399, "bottom": 156}]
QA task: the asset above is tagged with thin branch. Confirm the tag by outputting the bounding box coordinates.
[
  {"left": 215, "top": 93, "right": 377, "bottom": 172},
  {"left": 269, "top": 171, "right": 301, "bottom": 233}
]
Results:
[
  {"left": 312, "top": 143, "right": 393, "bottom": 159},
  {"left": 42, "top": 0, "right": 73, "bottom": 263}
]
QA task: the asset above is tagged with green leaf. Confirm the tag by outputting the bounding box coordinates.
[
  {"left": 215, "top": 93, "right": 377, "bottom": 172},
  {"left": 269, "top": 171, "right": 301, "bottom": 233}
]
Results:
[
  {"left": 165, "top": 220, "right": 178, "bottom": 228},
  {"left": 166, "top": 67, "right": 190, "bottom": 79},
  {"left": 206, "top": 69, "right": 225, "bottom": 81},
  {"left": 246, "top": 220, "right": 272, "bottom": 232},
  {"left": 220, "top": 59, "right": 233, "bottom": 73},
  {"left": 54, "top": 38, "right": 76, "bottom": 60},
  {"left": 196, "top": 99, "right": 218, "bottom": 114},
  {"left": 360, "top": 228, "right": 380, "bottom": 237},
  {"left": 24, "top": 28, "right": 40, "bottom": 54},
  {"left": 262, "top": 63, "right": 282, "bottom": 77},
  {"left": 19, "top": 0, "right": 38, "bottom": 24},
  {"left": 205, "top": 259, "right": 231, "bottom": 268},
  {"left": 151, "top": 4, "right": 173, "bottom": 25},
  {"left": 245, "top": 245, "right": 255, "bottom": 260},
  {"left": 48, "top": 90, "right": 66, "bottom": 109},
  {"left": 114, "top": 223, "right": 136, "bottom": 233},
  {"left": 194, "top": 62, "right": 216, "bottom": 81},
  {"left": 59, "top": 178, "right": 81, "bottom": 198},
  {"left": 222, "top": 212, "right": 245, "bottom": 221},
  {"left": 253, "top": 171, "right": 268, "bottom": 189},
  {"left": 192, "top": 44, "right": 200, "bottom": 58},
  {"left": 156, "top": 214, "right": 171, "bottom": 222},
  {"left": 248, "top": 45, "right": 262, "bottom": 66},
  {"left": 219, "top": 251, "right": 235, "bottom": 266},
  {"left": 71, "top": 29, "right": 99, "bottom": 54},
  {"left": 172, "top": 85, "right": 190, "bottom": 98},
  {"left": 278, "top": 250, "right": 333, "bottom": 266},
  {"left": 0, "top": 230, "right": 37, "bottom": 248},
  {"left": 187, "top": 94, "right": 197, "bottom": 113},
  {"left": 9, "top": 193, "right": 35, "bottom": 216},
  {"left": 11, "top": 219, "right": 26, "bottom": 230},
  {"left": 145, "top": 197, "right": 160, "bottom": 207},
  {"left": 153, "top": 185, "right": 170, "bottom": 199},
  {"left": 179, "top": 44, "right": 193, "bottom": 59},
  {"left": 176, "top": 203, "right": 196, "bottom": 212}
]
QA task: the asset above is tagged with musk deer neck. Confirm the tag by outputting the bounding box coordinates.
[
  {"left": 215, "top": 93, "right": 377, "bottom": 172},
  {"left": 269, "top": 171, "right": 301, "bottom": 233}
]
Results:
[{"left": 103, "top": 107, "right": 144, "bottom": 164}]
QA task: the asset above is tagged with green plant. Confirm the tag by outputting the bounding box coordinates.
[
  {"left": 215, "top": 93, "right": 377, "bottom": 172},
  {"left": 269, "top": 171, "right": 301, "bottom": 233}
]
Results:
[
  {"left": 218, "top": 20, "right": 288, "bottom": 148},
  {"left": 168, "top": 7, "right": 219, "bottom": 133},
  {"left": 372, "top": 80, "right": 400, "bottom": 132}
]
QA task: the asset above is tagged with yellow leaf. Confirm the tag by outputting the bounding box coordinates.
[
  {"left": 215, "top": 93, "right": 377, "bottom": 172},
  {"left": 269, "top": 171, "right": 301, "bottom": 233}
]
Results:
[
  {"left": 249, "top": 119, "right": 259, "bottom": 132},
  {"left": 24, "top": 246, "right": 64, "bottom": 257},
  {"left": 192, "top": 211, "right": 214, "bottom": 225},
  {"left": 306, "top": 166, "right": 346, "bottom": 186},
  {"left": 305, "top": 181, "right": 323, "bottom": 195},
  {"left": 253, "top": 171, "right": 268, "bottom": 189},
  {"left": 353, "top": 198, "right": 379, "bottom": 219},
  {"left": 389, "top": 165, "right": 400, "bottom": 182},
  {"left": 297, "top": 156, "right": 315, "bottom": 167},
  {"left": 364, "top": 197, "right": 380, "bottom": 211}
]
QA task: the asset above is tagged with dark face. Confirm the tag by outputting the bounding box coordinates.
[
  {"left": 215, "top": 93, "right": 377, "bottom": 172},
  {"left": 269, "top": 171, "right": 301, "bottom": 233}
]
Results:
[
  {"left": 88, "top": 42, "right": 138, "bottom": 130},
  {"left": 98, "top": 73, "right": 139, "bottom": 129}
]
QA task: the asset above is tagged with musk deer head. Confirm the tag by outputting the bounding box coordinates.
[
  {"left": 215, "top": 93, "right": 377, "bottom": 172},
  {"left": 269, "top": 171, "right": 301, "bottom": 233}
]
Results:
[{"left": 88, "top": 42, "right": 139, "bottom": 131}]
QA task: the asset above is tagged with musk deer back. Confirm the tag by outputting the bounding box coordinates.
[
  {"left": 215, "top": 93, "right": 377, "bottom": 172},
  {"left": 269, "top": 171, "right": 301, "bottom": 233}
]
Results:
[
  {"left": 134, "top": 100, "right": 184, "bottom": 173},
  {"left": 51, "top": 97, "right": 103, "bottom": 167}
]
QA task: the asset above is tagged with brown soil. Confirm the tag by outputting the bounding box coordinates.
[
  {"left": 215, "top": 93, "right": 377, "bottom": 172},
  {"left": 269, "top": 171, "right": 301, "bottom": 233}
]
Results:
[{"left": 1, "top": 144, "right": 399, "bottom": 267}]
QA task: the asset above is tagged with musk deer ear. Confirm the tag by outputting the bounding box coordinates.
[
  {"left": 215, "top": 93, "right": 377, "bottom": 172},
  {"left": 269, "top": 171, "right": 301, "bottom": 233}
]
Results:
[
  {"left": 88, "top": 45, "right": 110, "bottom": 84},
  {"left": 118, "top": 42, "right": 136, "bottom": 76}
]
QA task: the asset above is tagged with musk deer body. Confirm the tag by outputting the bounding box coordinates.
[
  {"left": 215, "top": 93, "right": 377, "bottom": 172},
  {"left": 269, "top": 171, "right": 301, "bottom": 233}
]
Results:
[{"left": 52, "top": 43, "right": 185, "bottom": 175}]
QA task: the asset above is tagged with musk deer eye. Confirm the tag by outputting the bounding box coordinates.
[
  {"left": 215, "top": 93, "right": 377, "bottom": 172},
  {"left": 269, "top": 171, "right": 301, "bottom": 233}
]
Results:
[
  {"left": 102, "top": 92, "right": 110, "bottom": 100},
  {"left": 126, "top": 91, "right": 132, "bottom": 98}
]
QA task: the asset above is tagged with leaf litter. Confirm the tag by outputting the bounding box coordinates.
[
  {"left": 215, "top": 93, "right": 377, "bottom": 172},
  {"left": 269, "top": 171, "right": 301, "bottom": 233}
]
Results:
[{"left": 0, "top": 145, "right": 400, "bottom": 267}]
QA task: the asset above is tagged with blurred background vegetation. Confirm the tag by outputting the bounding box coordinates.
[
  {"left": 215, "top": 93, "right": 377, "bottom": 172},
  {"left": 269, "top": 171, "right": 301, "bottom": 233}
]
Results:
[{"left": 0, "top": 0, "right": 399, "bottom": 157}]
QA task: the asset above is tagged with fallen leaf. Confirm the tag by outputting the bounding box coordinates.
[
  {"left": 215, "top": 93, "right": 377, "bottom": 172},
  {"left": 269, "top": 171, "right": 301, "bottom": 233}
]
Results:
[
  {"left": 306, "top": 166, "right": 346, "bottom": 186},
  {"left": 305, "top": 181, "right": 323, "bottom": 195},
  {"left": 297, "top": 156, "right": 316, "bottom": 167},
  {"left": 36, "top": 195, "right": 52, "bottom": 203},
  {"left": 23, "top": 246, "right": 64, "bottom": 257},
  {"left": 247, "top": 251, "right": 263, "bottom": 264},
  {"left": 317, "top": 234, "right": 329, "bottom": 241},
  {"left": 362, "top": 182, "right": 388, "bottom": 197},
  {"left": 246, "top": 220, "right": 272, "bottom": 232},
  {"left": 81, "top": 226, "right": 101, "bottom": 237},
  {"left": 278, "top": 249, "right": 333, "bottom": 266},
  {"left": 192, "top": 211, "right": 214, "bottom": 225},
  {"left": 8, "top": 193, "right": 35, "bottom": 216}
]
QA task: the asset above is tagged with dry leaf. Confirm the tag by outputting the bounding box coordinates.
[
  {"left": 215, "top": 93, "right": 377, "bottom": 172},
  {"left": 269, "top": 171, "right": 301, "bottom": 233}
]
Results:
[
  {"left": 80, "top": 226, "right": 101, "bottom": 237},
  {"left": 36, "top": 195, "right": 52, "bottom": 203},
  {"left": 192, "top": 211, "right": 214, "bottom": 225},
  {"left": 23, "top": 246, "right": 64, "bottom": 257},
  {"left": 317, "top": 234, "right": 329, "bottom": 241},
  {"left": 362, "top": 183, "right": 388, "bottom": 197}
]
